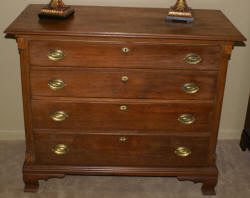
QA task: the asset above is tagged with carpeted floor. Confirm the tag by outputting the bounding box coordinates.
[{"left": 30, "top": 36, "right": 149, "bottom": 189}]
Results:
[{"left": 0, "top": 140, "right": 250, "bottom": 198}]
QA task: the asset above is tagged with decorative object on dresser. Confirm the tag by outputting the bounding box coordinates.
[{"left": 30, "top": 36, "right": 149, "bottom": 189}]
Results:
[
  {"left": 39, "top": 0, "right": 75, "bottom": 19},
  {"left": 4, "top": 4, "right": 246, "bottom": 195},
  {"left": 166, "top": 0, "right": 194, "bottom": 22},
  {"left": 240, "top": 95, "right": 250, "bottom": 151}
]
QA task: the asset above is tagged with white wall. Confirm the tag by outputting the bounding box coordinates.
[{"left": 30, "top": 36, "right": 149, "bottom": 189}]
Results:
[{"left": 0, "top": 0, "right": 249, "bottom": 140}]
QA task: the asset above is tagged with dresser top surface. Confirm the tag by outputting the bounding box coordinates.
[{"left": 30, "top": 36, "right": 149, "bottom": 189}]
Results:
[{"left": 5, "top": 4, "right": 246, "bottom": 42}]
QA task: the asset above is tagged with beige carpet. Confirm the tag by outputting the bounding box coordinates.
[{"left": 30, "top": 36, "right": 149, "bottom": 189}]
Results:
[{"left": 0, "top": 140, "right": 250, "bottom": 198}]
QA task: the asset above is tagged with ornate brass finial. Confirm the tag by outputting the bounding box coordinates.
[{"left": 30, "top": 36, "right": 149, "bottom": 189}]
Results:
[
  {"left": 39, "top": 0, "right": 75, "bottom": 19},
  {"left": 166, "top": 0, "right": 194, "bottom": 22},
  {"left": 176, "top": 0, "right": 185, "bottom": 11},
  {"left": 50, "top": 0, "right": 65, "bottom": 9}
]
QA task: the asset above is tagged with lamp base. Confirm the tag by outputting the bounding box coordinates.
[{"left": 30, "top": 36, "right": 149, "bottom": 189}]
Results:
[
  {"left": 167, "top": 0, "right": 194, "bottom": 23},
  {"left": 38, "top": 6, "right": 75, "bottom": 19},
  {"left": 166, "top": 15, "right": 194, "bottom": 23}
]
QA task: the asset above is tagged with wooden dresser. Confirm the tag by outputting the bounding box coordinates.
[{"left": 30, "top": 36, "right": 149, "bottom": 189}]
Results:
[{"left": 4, "top": 5, "right": 246, "bottom": 195}]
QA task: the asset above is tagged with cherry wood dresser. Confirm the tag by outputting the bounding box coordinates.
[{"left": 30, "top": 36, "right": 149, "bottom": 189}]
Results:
[{"left": 4, "top": 4, "right": 246, "bottom": 195}]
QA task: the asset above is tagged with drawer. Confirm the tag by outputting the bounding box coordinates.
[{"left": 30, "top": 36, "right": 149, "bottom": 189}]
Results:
[
  {"left": 32, "top": 100, "right": 214, "bottom": 132},
  {"left": 29, "top": 40, "right": 221, "bottom": 70},
  {"left": 31, "top": 69, "right": 217, "bottom": 100},
  {"left": 34, "top": 132, "right": 210, "bottom": 167}
]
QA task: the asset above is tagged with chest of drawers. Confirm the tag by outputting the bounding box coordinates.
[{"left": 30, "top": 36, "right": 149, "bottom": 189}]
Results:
[{"left": 4, "top": 5, "right": 246, "bottom": 195}]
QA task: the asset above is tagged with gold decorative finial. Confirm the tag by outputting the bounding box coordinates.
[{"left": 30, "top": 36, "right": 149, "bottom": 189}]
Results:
[
  {"left": 176, "top": 0, "right": 185, "bottom": 11},
  {"left": 50, "top": 0, "right": 65, "bottom": 9}
]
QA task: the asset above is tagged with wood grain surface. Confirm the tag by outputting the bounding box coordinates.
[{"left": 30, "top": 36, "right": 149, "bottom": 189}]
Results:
[
  {"left": 4, "top": 4, "right": 246, "bottom": 194},
  {"left": 34, "top": 132, "right": 210, "bottom": 167},
  {"left": 32, "top": 99, "right": 214, "bottom": 132},
  {"left": 30, "top": 68, "right": 218, "bottom": 100},
  {"left": 29, "top": 40, "right": 221, "bottom": 70},
  {"left": 5, "top": 4, "right": 246, "bottom": 41}
]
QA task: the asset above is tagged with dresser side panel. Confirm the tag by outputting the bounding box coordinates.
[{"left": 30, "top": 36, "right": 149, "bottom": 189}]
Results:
[
  {"left": 209, "top": 43, "right": 233, "bottom": 159},
  {"left": 17, "top": 38, "right": 35, "bottom": 164}
]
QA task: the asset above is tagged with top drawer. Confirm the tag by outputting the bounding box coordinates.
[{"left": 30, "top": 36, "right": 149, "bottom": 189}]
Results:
[{"left": 29, "top": 40, "right": 221, "bottom": 70}]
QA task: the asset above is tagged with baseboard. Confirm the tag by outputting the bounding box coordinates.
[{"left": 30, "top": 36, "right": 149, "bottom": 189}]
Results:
[
  {"left": 218, "top": 129, "right": 241, "bottom": 140},
  {"left": 0, "top": 129, "right": 242, "bottom": 140},
  {"left": 0, "top": 130, "right": 25, "bottom": 140}
]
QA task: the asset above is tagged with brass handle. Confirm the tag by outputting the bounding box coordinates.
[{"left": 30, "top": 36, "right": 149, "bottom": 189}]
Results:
[
  {"left": 50, "top": 111, "right": 68, "bottom": 122},
  {"left": 119, "top": 136, "right": 127, "bottom": 142},
  {"left": 120, "top": 105, "right": 127, "bottom": 111},
  {"left": 121, "top": 47, "right": 130, "bottom": 54},
  {"left": 48, "top": 79, "right": 66, "bottom": 90},
  {"left": 184, "top": 53, "right": 202, "bottom": 65},
  {"left": 121, "top": 76, "right": 129, "bottom": 83},
  {"left": 183, "top": 83, "right": 199, "bottom": 94},
  {"left": 178, "top": 114, "right": 195, "bottom": 125},
  {"left": 52, "top": 144, "right": 69, "bottom": 155},
  {"left": 175, "top": 147, "right": 191, "bottom": 157},
  {"left": 47, "top": 49, "right": 65, "bottom": 61}
]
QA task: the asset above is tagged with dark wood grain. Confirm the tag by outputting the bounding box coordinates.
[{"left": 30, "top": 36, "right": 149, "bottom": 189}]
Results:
[
  {"left": 208, "top": 44, "right": 232, "bottom": 160},
  {"left": 29, "top": 40, "right": 221, "bottom": 70},
  {"left": 32, "top": 100, "right": 214, "bottom": 132},
  {"left": 5, "top": 4, "right": 246, "bottom": 41},
  {"left": 30, "top": 68, "right": 218, "bottom": 100},
  {"left": 17, "top": 38, "right": 36, "bottom": 164},
  {"left": 34, "top": 132, "right": 210, "bottom": 167},
  {"left": 23, "top": 163, "right": 218, "bottom": 193}
]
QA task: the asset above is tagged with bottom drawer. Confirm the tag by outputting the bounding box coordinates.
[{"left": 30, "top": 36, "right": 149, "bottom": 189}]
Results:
[{"left": 34, "top": 132, "right": 210, "bottom": 167}]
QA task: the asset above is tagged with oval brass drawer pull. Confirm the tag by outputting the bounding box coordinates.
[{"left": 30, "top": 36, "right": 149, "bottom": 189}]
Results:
[
  {"left": 121, "top": 76, "right": 129, "bottom": 83},
  {"left": 120, "top": 105, "right": 127, "bottom": 111},
  {"left": 47, "top": 49, "right": 65, "bottom": 61},
  {"left": 119, "top": 136, "right": 127, "bottom": 142},
  {"left": 121, "top": 47, "right": 130, "bottom": 54},
  {"left": 175, "top": 146, "right": 191, "bottom": 157},
  {"left": 183, "top": 82, "right": 199, "bottom": 94},
  {"left": 178, "top": 114, "right": 195, "bottom": 125},
  {"left": 48, "top": 78, "right": 66, "bottom": 90},
  {"left": 50, "top": 111, "right": 68, "bottom": 122},
  {"left": 52, "top": 144, "right": 69, "bottom": 155},
  {"left": 184, "top": 53, "right": 202, "bottom": 65}
]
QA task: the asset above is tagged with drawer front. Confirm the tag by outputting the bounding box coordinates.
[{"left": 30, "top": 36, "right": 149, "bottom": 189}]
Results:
[
  {"left": 29, "top": 40, "right": 221, "bottom": 70},
  {"left": 34, "top": 132, "right": 210, "bottom": 167},
  {"left": 31, "top": 69, "right": 217, "bottom": 100},
  {"left": 32, "top": 100, "right": 214, "bottom": 132}
]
